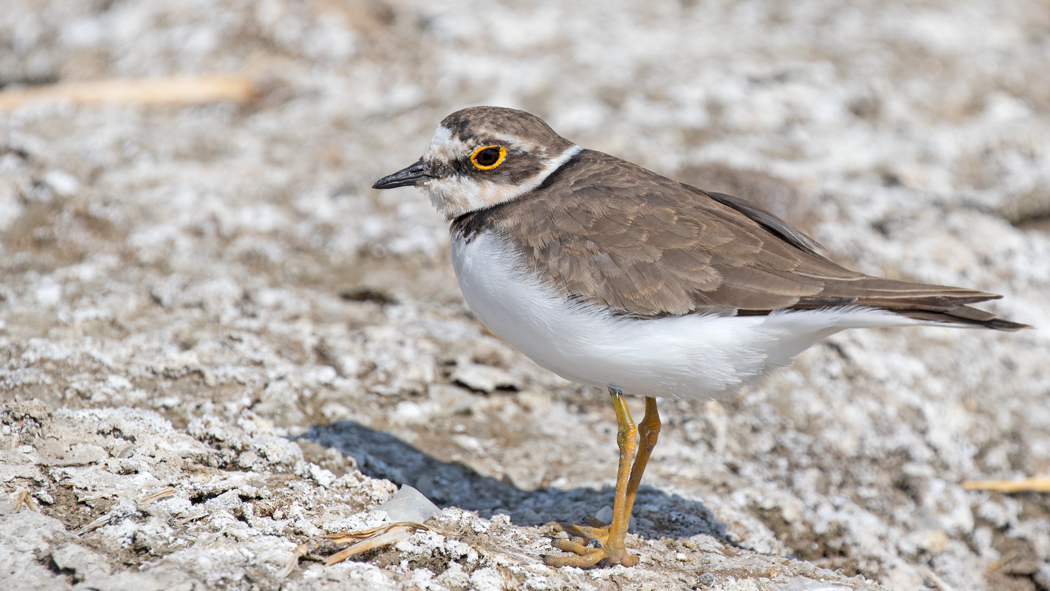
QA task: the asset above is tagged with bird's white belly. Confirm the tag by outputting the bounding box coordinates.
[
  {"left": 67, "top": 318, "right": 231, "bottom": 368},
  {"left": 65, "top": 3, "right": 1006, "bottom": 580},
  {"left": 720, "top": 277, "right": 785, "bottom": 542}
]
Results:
[{"left": 450, "top": 232, "right": 915, "bottom": 400}]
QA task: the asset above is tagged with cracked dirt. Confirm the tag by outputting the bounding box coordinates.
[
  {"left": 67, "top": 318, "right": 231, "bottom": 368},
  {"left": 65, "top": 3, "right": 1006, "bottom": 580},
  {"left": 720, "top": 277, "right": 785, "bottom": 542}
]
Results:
[{"left": 2, "top": 0, "right": 1050, "bottom": 589}]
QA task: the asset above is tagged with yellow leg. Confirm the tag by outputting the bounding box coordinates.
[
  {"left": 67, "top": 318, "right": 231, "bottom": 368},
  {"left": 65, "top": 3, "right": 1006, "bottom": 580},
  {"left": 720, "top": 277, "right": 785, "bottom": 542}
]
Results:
[
  {"left": 625, "top": 396, "right": 661, "bottom": 517},
  {"left": 545, "top": 390, "right": 661, "bottom": 568}
]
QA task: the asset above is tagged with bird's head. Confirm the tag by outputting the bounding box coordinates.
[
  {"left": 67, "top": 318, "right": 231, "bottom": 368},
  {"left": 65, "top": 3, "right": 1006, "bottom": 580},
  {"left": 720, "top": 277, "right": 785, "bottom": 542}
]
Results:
[{"left": 373, "top": 106, "right": 580, "bottom": 219}]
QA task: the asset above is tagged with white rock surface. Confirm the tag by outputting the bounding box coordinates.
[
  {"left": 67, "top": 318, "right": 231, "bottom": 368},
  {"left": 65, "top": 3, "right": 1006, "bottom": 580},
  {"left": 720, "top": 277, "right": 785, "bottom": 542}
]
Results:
[{"left": 1, "top": 1, "right": 1049, "bottom": 590}]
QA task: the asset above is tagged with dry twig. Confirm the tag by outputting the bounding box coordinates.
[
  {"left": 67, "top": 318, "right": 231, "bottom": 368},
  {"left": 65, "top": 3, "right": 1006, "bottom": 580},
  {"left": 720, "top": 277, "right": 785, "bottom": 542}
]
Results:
[
  {"left": 0, "top": 74, "right": 256, "bottom": 110},
  {"left": 323, "top": 522, "right": 439, "bottom": 566},
  {"left": 13, "top": 490, "right": 38, "bottom": 512},
  {"left": 75, "top": 513, "right": 112, "bottom": 536},
  {"left": 138, "top": 487, "right": 176, "bottom": 504},
  {"left": 280, "top": 521, "right": 446, "bottom": 575},
  {"left": 962, "top": 476, "right": 1050, "bottom": 493}
]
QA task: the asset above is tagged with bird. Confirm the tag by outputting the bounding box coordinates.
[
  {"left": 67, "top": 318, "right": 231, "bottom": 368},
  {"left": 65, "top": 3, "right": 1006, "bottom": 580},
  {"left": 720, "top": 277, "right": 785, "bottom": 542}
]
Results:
[{"left": 372, "top": 106, "right": 1028, "bottom": 568}]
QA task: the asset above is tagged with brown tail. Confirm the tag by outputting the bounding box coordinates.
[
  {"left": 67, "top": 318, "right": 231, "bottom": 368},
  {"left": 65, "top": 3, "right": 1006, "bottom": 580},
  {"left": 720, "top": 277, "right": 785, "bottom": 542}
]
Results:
[
  {"left": 897, "top": 305, "right": 1030, "bottom": 331},
  {"left": 791, "top": 276, "right": 1031, "bottom": 331}
]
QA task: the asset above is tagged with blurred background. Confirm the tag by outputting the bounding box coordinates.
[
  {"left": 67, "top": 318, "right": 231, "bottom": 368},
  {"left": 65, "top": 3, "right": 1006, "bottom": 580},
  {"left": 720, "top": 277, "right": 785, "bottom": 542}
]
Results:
[{"left": 1, "top": 1, "right": 1049, "bottom": 590}]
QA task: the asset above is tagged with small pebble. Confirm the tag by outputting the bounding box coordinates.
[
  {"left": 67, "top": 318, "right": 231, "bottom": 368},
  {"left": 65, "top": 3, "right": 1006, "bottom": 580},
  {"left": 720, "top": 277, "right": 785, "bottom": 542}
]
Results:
[{"left": 374, "top": 485, "right": 440, "bottom": 523}]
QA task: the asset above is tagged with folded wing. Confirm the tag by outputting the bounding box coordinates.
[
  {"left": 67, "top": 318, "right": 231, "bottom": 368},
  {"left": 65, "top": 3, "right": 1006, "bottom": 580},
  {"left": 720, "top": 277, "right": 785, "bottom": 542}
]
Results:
[{"left": 484, "top": 150, "right": 1027, "bottom": 331}]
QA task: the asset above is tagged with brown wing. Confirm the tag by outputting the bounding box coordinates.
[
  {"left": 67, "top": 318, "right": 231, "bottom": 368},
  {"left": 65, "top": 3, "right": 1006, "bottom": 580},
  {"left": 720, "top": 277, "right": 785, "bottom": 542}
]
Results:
[{"left": 478, "top": 150, "right": 1027, "bottom": 330}]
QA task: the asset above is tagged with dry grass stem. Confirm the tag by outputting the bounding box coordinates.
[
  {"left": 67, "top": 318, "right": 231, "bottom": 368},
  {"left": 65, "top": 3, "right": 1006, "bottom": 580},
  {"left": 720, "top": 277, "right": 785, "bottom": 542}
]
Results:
[
  {"left": 323, "top": 522, "right": 440, "bottom": 566},
  {"left": 138, "top": 487, "right": 176, "bottom": 503},
  {"left": 0, "top": 75, "right": 255, "bottom": 110},
  {"left": 13, "top": 491, "right": 38, "bottom": 512},
  {"left": 962, "top": 476, "right": 1050, "bottom": 493}
]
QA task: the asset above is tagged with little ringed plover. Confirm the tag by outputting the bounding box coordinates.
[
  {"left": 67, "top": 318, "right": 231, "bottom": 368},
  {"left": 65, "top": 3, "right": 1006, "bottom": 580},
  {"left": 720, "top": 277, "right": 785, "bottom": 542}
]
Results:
[{"left": 373, "top": 106, "right": 1028, "bottom": 568}]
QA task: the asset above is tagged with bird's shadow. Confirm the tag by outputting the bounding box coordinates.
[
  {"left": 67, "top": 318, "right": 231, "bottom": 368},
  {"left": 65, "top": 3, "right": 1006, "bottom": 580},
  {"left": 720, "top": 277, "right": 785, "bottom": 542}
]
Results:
[{"left": 298, "top": 420, "right": 729, "bottom": 543}]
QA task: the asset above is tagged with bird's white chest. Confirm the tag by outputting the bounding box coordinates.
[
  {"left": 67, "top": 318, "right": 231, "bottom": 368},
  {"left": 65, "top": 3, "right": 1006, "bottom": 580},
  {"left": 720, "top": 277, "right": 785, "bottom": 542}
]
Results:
[{"left": 450, "top": 233, "right": 772, "bottom": 399}]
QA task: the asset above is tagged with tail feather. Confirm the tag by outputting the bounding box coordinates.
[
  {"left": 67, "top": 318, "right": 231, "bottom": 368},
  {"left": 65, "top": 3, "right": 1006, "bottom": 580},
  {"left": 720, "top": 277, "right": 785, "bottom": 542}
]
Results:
[
  {"left": 898, "top": 306, "right": 1031, "bottom": 331},
  {"left": 790, "top": 276, "right": 1030, "bottom": 331}
]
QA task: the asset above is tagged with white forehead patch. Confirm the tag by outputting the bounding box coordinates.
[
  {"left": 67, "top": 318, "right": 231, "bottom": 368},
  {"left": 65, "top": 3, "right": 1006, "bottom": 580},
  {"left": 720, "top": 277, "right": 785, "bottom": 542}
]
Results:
[
  {"left": 424, "top": 125, "right": 533, "bottom": 167},
  {"left": 424, "top": 125, "right": 470, "bottom": 165}
]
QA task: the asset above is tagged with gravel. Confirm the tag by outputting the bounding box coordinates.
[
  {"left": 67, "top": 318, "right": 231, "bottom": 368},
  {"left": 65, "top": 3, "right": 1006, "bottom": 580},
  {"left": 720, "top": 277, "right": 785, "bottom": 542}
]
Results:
[{"left": 2, "top": 1, "right": 1049, "bottom": 589}]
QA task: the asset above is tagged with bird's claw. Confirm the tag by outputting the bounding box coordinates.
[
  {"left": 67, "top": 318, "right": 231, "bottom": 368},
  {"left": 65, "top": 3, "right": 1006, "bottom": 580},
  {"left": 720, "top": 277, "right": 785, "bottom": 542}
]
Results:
[{"left": 544, "top": 523, "right": 638, "bottom": 568}]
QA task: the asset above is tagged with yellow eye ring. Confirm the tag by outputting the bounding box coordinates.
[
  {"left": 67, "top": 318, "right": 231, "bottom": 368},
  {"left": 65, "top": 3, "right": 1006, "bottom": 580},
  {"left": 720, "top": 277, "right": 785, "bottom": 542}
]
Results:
[{"left": 470, "top": 145, "right": 506, "bottom": 170}]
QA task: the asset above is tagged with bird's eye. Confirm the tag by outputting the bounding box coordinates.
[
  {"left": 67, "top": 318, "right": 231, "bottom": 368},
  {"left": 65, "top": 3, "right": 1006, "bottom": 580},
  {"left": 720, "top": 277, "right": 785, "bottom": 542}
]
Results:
[{"left": 470, "top": 145, "right": 506, "bottom": 170}]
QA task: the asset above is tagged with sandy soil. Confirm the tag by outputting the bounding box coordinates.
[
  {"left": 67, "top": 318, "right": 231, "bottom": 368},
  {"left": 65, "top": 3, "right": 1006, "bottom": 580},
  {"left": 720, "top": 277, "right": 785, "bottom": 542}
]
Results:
[{"left": 2, "top": 1, "right": 1050, "bottom": 589}]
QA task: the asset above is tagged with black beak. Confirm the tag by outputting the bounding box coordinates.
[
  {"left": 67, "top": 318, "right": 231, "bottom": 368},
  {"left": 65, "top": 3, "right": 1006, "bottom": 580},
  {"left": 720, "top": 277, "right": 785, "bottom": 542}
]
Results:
[{"left": 373, "top": 159, "right": 430, "bottom": 190}]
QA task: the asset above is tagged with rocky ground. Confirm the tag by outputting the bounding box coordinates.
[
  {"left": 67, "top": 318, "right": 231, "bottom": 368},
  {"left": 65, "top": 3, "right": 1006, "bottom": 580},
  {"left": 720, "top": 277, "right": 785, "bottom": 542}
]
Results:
[{"left": 1, "top": 1, "right": 1049, "bottom": 589}]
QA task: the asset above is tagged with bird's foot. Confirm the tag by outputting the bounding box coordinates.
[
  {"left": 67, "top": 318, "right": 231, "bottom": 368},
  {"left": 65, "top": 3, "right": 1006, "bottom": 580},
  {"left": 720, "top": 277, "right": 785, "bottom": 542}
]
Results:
[{"left": 543, "top": 522, "right": 638, "bottom": 568}]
